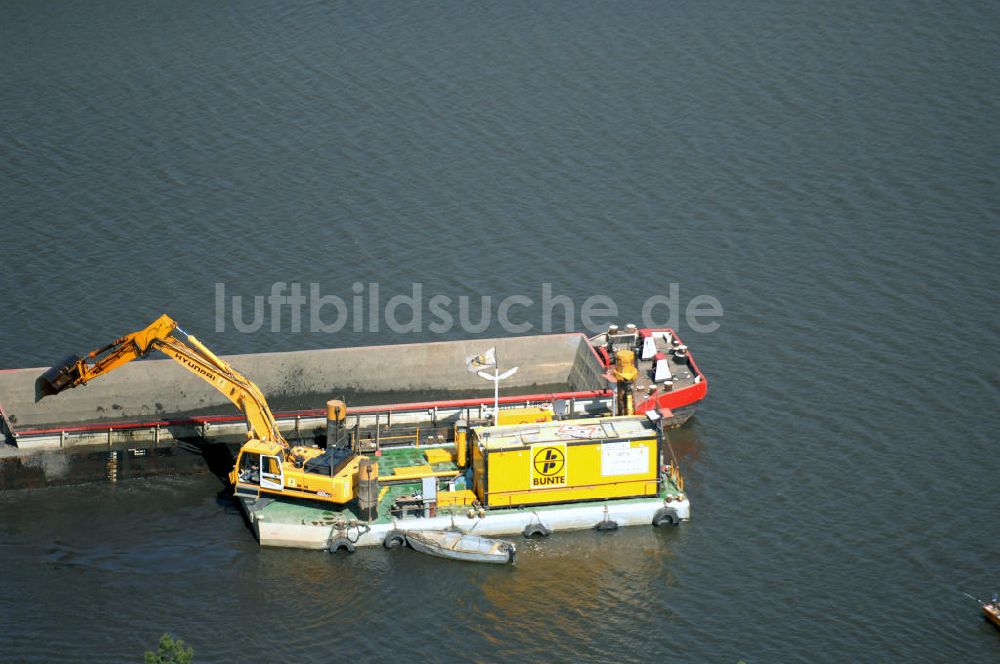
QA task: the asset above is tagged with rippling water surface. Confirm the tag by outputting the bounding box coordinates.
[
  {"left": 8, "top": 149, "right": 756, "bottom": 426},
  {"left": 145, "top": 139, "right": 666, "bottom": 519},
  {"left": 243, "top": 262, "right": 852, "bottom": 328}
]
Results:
[{"left": 2, "top": 1, "right": 998, "bottom": 661}]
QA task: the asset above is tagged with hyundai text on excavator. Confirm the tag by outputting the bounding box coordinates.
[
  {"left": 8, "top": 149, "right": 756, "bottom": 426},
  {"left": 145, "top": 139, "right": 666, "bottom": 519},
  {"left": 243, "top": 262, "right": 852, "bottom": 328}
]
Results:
[{"left": 40, "top": 314, "right": 365, "bottom": 504}]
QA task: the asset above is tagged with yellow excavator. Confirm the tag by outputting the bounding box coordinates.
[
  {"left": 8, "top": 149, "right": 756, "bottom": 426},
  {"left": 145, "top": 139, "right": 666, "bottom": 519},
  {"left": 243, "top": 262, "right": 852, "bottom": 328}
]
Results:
[{"left": 40, "top": 314, "right": 362, "bottom": 504}]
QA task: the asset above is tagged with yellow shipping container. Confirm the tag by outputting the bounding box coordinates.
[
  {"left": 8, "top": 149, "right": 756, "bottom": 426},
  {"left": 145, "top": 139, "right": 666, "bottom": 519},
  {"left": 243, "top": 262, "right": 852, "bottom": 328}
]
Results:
[{"left": 471, "top": 416, "right": 662, "bottom": 508}]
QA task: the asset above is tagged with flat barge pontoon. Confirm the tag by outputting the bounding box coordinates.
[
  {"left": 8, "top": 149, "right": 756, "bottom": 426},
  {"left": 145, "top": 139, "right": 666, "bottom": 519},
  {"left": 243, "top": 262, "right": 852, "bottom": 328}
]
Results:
[{"left": 241, "top": 414, "right": 691, "bottom": 550}]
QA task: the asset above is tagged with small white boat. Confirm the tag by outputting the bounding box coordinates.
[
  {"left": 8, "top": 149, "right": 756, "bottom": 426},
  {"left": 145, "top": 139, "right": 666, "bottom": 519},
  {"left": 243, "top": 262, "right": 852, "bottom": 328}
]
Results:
[{"left": 406, "top": 530, "right": 516, "bottom": 564}]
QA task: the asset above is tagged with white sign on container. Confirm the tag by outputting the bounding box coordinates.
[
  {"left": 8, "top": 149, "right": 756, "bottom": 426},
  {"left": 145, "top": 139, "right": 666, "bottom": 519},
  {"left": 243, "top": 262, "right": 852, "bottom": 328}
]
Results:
[{"left": 601, "top": 441, "right": 648, "bottom": 476}]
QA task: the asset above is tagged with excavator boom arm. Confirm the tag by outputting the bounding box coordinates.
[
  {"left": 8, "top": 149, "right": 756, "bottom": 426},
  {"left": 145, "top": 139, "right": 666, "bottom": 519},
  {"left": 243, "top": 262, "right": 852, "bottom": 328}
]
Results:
[
  {"left": 152, "top": 337, "right": 281, "bottom": 443},
  {"left": 41, "top": 315, "right": 285, "bottom": 447},
  {"left": 41, "top": 314, "right": 177, "bottom": 392}
]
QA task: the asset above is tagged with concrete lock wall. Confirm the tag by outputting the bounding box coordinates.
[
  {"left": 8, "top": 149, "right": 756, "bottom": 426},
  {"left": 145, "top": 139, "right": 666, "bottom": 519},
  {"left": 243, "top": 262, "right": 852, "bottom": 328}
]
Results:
[{"left": 0, "top": 333, "right": 606, "bottom": 433}]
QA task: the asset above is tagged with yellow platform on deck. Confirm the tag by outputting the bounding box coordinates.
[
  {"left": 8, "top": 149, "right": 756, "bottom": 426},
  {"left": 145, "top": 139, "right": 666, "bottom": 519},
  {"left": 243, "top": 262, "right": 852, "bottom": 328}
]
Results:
[
  {"left": 496, "top": 406, "right": 553, "bottom": 426},
  {"left": 386, "top": 464, "right": 461, "bottom": 482},
  {"left": 436, "top": 489, "right": 477, "bottom": 507},
  {"left": 393, "top": 464, "right": 433, "bottom": 476},
  {"left": 423, "top": 448, "right": 454, "bottom": 464}
]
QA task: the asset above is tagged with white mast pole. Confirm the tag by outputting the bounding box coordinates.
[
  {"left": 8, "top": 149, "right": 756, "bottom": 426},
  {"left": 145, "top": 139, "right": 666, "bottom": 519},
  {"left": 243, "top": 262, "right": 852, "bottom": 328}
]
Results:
[{"left": 475, "top": 348, "right": 517, "bottom": 425}]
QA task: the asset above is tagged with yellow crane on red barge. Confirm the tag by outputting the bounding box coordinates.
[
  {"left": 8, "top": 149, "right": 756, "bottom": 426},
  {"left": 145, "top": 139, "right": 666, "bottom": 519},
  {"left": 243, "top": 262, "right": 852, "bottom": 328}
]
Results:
[{"left": 41, "top": 314, "right": 364, "bottom": 504}]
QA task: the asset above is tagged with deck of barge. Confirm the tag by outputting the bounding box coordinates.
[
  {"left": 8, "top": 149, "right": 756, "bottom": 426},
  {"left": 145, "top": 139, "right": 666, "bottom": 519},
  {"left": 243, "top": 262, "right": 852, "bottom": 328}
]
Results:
[
  {"left": 241, "top": 443, "right": 689, "bottom": 550},
  {"left": 0, "top": 332, "right": 610, "bottom": 452}
]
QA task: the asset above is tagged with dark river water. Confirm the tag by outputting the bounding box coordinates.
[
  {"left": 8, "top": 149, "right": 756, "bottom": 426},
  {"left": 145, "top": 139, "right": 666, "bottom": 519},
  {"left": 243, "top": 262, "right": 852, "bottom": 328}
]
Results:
[{"left": 2, "top": 1, "right": 998, "bottom": 661}]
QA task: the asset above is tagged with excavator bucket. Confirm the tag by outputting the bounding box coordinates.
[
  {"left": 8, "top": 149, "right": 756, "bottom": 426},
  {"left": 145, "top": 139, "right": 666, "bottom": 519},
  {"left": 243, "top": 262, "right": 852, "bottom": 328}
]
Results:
[{"left": 39, "top": 355, "right": 83, "bottom": 395}]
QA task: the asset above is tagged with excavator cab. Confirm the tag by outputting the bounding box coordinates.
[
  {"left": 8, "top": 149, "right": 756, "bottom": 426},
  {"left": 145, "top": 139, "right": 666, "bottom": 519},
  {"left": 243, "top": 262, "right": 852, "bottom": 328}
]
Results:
[
  {"left": 231, "top": 438, "right": 360, "bottom": 503},
  {"left": 235, "top": 449, "right": 284, "bottom": 488},
  {"left": 236, "top": 451, "right": 262, "bottom": 484},
  {"left": 231, "top": 439, "right": 286, "bottom": 492}
]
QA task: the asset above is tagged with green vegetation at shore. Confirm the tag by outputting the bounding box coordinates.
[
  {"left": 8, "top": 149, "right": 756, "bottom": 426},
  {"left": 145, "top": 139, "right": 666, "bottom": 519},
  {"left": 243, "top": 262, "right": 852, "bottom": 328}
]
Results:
[{"left": 144, "top": 634, "right": 193, "bottom": 664}]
